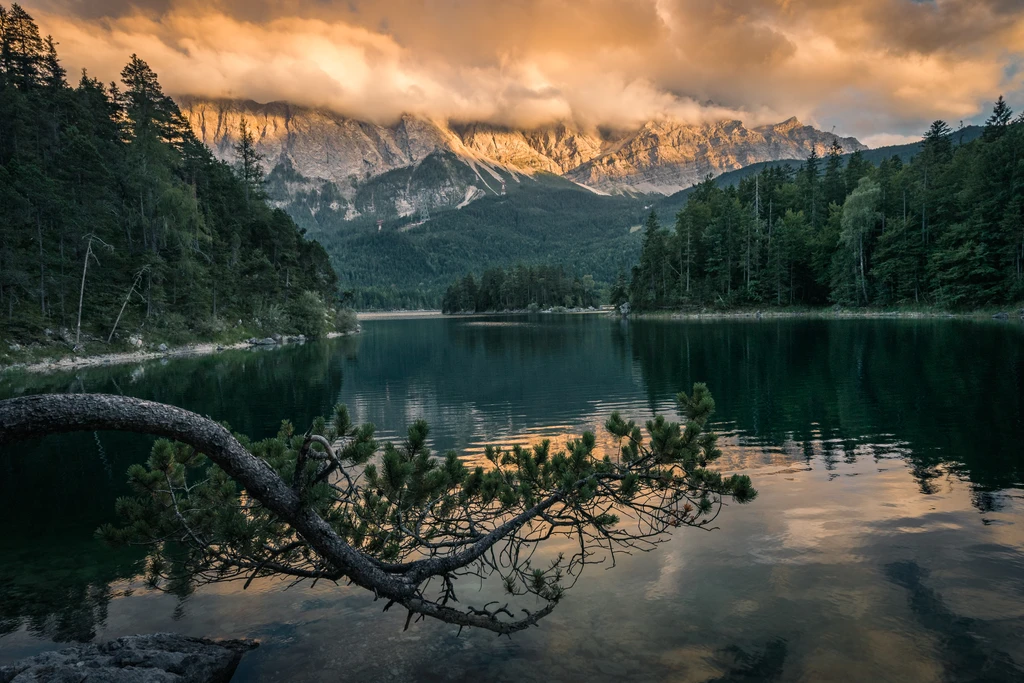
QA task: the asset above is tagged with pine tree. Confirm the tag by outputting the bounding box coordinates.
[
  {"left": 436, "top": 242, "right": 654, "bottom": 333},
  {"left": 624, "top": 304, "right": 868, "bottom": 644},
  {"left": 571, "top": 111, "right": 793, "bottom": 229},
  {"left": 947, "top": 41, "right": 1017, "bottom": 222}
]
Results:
[
  {"left": 2, "top": 4, "right": 43, "bottom": 90},
  {"left": 800, "top": 147, "right": 822, "bottom": 230},
  {"left": 986, "top": 96, "right": 1013, "bottom": 130},
  {"left": 235, "top": 117, "right": 265, "bottom": 206},
  {"left": 823, "top": 138, "right": 846, "bottom": 207},
  {"left": 40, "top": 35, "right": 64, "bottom": 90},
  {"left": 0, "top": 7, "right": 338, "bottom": 351},
  {"left": 922, "top": 120, "right": 953, "bottom": 163}
]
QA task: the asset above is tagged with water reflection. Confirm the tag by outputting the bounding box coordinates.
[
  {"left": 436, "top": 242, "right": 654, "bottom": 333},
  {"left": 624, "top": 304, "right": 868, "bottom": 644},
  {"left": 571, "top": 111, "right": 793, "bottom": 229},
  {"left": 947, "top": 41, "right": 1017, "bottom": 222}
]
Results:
[
  {"left": 1, "top": 316, "right": 1023, "bottom": 681},
  {"left": 885, "top": 561, "right": 1021, "bottom": 682}
]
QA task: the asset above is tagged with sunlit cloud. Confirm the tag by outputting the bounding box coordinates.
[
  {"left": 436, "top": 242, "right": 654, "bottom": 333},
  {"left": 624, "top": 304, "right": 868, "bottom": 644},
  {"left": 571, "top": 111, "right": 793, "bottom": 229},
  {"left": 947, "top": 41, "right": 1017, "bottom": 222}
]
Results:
[{"left": 21, "top": 0, "right": 1024, "bottom": 140}]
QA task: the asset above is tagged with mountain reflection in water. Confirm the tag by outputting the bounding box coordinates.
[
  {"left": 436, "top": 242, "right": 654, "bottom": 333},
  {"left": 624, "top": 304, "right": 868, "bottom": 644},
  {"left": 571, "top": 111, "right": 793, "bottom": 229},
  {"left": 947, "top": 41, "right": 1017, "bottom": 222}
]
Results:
[{"left": 1, "top": 316, "right": 1022, "bottom": 681}]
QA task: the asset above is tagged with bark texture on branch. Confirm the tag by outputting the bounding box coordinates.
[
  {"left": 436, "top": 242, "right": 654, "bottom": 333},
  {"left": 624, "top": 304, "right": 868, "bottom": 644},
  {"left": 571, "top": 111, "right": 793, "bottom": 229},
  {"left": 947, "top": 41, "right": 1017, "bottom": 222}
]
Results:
[
  {"left": 0, "top": 394, "right": 554, "bottom": 634},
  {"left": 0, "top": 391, "right": 745, "bottom": 636},
  {"left": 0, "top": 394, "right": 412, "bottom": 601}
]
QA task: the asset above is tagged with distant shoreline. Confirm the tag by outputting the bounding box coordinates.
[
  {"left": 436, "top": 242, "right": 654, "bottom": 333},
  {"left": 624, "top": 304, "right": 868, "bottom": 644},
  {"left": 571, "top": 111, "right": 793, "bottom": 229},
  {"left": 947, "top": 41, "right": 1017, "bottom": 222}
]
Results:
[
  {"left": 6, "top": 307, "right": 1019, "bottom": 376},
  {"left": 357, "top": 310, "right": 445, "bottom": 320},
  {"left": 629, "top": 307, "right": 1024, "bottom": 321},
  {"left": 358, "top": 307, "right": 1024, "bottom": 323},
  {"left": 356, "top": 309, "right": 611, "bottom": 320}
]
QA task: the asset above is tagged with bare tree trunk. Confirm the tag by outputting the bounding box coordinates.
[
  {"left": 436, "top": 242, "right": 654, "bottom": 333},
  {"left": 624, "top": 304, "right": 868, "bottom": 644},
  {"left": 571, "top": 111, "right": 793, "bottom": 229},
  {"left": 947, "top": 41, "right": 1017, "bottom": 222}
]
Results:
[
  {"left": 75, "top": 239, "right": 94, "bottom": 346},
  {"left": 108, "top": 269, "right": 145, "bottom": 344}
]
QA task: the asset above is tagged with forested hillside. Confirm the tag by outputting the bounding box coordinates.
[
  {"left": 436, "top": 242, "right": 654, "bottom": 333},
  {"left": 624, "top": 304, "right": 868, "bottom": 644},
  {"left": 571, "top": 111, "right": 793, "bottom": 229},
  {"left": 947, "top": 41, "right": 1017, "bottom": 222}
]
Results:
[
  {"left": 627, "top": 106, "right": 1024, "bottom": 310},
  {"left": 300, "top": 173, "right": 646, "bottom": 309},
  {"left": 652, "top": 126, "right": 985, "bottom": 220},
  {"left": 0, "top": 4, "right": 338, "bottom": 357}
]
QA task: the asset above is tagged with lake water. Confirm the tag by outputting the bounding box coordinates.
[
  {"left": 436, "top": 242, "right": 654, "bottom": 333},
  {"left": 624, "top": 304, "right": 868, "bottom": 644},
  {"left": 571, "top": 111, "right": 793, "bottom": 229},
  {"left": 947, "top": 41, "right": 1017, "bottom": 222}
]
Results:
[{"left": 2, "top": 315, "right": 1024, "bottom": 682}]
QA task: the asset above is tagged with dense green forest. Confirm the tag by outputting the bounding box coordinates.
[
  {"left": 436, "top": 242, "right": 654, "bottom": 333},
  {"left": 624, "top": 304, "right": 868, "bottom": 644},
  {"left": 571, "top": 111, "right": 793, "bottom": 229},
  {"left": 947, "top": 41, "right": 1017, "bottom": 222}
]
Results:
[
  {"left": 273, "top": 163, "right": 646, "bottom": 310},
  {"left": 440, "top": 264, "right": 601, "bottom": 313},
  {"left": 627, "top": 103, "right": 1024, "bottom": 310},
  {"left": 0, "top": 4, "right": 340, "bottom": 359}
]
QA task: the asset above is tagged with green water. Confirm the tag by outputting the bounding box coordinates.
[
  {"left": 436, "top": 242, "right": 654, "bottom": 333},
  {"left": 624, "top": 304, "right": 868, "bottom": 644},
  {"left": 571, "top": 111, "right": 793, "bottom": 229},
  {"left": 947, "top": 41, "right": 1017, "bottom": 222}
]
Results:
[{"left": 2, "top": 315, "right": 1023, "bottom": 681}]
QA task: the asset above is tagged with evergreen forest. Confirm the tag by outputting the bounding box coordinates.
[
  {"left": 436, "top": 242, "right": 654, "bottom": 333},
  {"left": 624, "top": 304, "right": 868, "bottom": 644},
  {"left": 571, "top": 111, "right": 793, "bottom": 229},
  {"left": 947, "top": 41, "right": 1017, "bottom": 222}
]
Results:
[
  {"left": 627, "top": 104, "right": 1024, "bottom": 311},
  {"left": 441, "top": 264, "right": 600, "bottom": 313},
  {"left": 0, "top": 3, "right": 339, "bottom": 358}
]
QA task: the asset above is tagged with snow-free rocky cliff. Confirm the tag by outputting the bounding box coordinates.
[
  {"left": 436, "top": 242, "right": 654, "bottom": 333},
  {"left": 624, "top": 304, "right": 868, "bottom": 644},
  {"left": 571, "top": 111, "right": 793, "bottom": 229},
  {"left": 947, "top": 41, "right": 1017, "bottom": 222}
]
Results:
[{"left": 176, "top": 96, "right": 865, "bottom": 220}]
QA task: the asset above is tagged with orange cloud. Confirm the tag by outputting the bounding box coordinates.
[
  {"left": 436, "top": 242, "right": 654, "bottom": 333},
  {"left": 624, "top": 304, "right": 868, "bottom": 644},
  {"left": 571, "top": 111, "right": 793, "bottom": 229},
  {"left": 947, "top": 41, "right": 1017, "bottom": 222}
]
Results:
[{"left": 21, "top": 0, "right": 1024, "bottom": 138}]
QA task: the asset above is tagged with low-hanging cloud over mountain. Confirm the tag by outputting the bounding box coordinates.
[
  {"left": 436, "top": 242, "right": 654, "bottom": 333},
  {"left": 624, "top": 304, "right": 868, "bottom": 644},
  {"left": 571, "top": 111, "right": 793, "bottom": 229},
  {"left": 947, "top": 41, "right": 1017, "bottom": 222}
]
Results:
[{"left": 21, "top": 0, "right": 1024, "bottom": 142}]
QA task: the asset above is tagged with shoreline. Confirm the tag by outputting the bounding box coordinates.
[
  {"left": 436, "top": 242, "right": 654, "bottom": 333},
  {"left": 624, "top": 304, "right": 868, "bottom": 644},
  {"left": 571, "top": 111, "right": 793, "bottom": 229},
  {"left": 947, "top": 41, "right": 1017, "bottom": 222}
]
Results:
[
  {"left": 356, "top": 308, "right": 612, "bottom": 320},
  {"left": 355, "top": 307, "right": 1023, "bottom": 322},
  {"left": 357, "top": 310, "right": 444, "bottom": 320},
  {"left": 1, "top": 331, "right": 357, "bottom": 377},
  {"left": 5, "top": 307, "right": 1019, "bottom": 375},
  {"left": 628, "top": 307, "right": 1024, "bottom": 321}
]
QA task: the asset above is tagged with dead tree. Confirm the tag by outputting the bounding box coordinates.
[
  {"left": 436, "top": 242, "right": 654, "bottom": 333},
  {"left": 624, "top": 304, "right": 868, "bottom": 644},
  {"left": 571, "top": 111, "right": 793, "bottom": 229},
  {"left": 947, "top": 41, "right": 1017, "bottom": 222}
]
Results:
[
  {"left": 0, "top": 386, "right": 755, "bottom": 635},
  {"left": 75, "top": 234, "right": 113, "bottom": 346}
]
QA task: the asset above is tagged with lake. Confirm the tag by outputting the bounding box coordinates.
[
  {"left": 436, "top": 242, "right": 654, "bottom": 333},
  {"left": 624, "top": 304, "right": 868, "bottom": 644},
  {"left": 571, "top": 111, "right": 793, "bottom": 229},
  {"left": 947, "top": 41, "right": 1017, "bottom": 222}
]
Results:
[{"left": 2, "top": 315, "right": 1024, "bottom": 682}]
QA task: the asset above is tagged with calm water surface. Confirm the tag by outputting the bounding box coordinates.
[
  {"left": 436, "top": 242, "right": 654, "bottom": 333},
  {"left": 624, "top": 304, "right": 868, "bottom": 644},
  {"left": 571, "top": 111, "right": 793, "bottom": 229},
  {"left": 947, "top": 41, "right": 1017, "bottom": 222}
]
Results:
[{"left": 2, "top": 315, "right": 1024, "bottom": 682}]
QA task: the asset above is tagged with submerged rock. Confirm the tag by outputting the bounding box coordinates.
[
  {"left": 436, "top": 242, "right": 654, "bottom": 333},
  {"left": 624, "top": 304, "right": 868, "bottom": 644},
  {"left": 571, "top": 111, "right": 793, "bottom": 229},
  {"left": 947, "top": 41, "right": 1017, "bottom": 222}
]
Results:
[
  {"left": 0, "top": 633, "right": 257, "bottom": 683},
  {"left": 993, "top": 312, "right": 1010, "bottom": 320}
]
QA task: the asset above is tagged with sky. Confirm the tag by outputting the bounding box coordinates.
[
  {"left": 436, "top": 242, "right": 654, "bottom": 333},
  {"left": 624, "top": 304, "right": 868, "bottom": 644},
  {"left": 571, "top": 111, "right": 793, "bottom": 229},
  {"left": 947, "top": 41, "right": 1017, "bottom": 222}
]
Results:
[{"left": 19, "top": 0, "right": 1024, "bottom": 147}]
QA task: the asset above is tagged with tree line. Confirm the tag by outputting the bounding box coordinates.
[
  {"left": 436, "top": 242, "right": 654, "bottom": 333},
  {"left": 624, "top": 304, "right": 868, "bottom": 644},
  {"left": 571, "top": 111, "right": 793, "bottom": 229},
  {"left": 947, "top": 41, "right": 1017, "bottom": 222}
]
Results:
[
  {"left": 441, "top": 264, "right": 600, "bottom": 313},
  {"left": 626, "top": 99, "right": 1024, "bottom": 310},
  {"left": 0, "top": 4, "right": 339, "bottom": 350}
]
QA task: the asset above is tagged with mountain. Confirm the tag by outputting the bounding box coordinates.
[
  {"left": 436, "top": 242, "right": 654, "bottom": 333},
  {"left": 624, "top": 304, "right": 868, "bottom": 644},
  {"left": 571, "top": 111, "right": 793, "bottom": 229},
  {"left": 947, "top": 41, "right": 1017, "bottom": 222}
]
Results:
[
  {"left": 174, "top": 97, "right": 865, "bottom": 307},
  {"left": 176, "top": 97, "right": 864, "bottom": 202},
  {"left": 565, "top": 117, "right": 864, "bottom": 194}
]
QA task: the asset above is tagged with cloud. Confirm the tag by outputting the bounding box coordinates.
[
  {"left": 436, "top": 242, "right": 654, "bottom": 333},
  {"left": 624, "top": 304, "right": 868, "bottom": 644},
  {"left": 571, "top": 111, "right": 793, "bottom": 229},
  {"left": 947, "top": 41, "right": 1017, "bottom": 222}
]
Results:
[{"left": 20, "top": 0, "right": 1024, "bottom": 140}]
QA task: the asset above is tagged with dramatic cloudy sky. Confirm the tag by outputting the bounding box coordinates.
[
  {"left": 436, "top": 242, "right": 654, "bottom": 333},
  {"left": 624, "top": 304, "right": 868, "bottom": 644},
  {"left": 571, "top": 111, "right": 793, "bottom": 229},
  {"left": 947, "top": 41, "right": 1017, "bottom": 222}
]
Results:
[{"left": 20, "top": 0, "right": 1024, "bottom": 146}]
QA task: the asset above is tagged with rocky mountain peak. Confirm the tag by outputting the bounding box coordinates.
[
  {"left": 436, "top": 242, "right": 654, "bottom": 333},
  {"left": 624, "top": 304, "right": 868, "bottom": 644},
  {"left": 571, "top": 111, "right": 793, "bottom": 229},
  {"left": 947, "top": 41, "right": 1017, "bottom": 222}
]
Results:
[
  {"left": 762, "top": 116, "right": 804, "bottom": 134},
  {"left": 175, "top": 97, "right": 866, "bottom": 202}
]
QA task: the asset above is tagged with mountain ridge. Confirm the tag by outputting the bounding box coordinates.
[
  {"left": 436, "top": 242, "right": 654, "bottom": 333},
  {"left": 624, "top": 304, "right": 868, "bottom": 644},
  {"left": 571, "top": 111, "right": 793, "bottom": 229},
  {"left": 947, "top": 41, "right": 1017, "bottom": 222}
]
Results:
[{"left": 175, "top": 96, "right": 865, "bottom": 202}]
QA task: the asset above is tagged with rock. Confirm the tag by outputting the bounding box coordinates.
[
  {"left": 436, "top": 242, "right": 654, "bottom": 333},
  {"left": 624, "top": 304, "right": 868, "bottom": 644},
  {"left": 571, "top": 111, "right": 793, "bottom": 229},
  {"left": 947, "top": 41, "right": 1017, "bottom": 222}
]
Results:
[
  {"left": 0, "top": 633, "right": 257, "bottom": 683},
  {"left": 178, "top": 98, "right": 864, "bottom": 199},
  {"left": 128, "top": 336, "right": 144, "bottom": 349},
  {"left": 8, "top": 343, "right": 20, "bottom": 352},
  {"left": 271, "top": 334, "right": 283, "bottom": 343},
  {"left": 618, "top": 302, "right": 631, "bottom": 317},
  {"left": 253, "top": 338, "right": 276, "bottom": 346},
  {"left": 993, "top": 312, "right": 1010, "bottom": 320},
  {"left": 216, "top": 345, "right": 225, "bottom": 351},
  {"left": 158, "top": 343, "right": 169, "bottom": 352}
]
